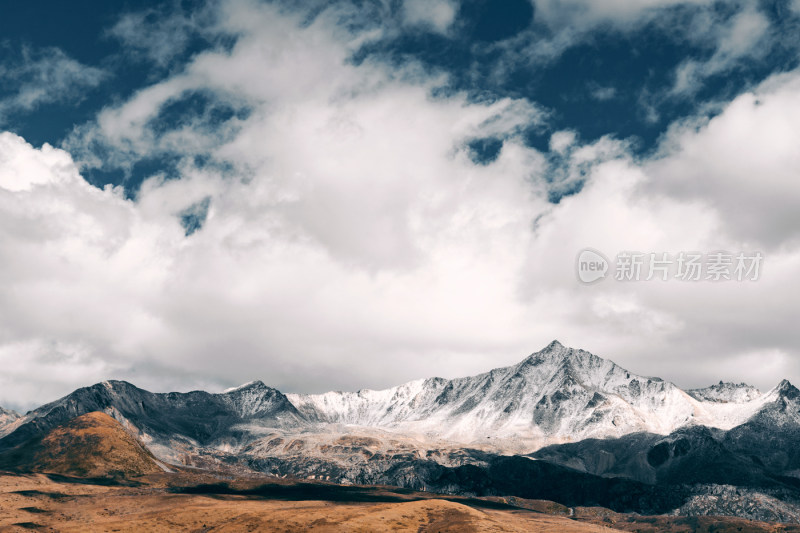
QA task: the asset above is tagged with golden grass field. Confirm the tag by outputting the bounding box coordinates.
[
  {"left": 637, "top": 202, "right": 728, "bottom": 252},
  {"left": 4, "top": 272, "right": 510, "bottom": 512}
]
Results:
[{"left": 0, "top": 471, "right": 626, "bottom": 532}]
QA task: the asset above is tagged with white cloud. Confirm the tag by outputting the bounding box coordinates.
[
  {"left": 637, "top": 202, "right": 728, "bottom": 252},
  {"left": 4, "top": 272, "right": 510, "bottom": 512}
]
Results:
[
  {"left": 511, "top": 67, "right": 800, "bottom": 387},
  {"left": 533, "top": 0, "right": 714, "bottom": 27},
  {"left": 0, "top": 47, "right": 106, "bottom": 124},
  {"left": 671, "top": 5, "right": 770, "bottom": 95},
  {"left": 0, "top": 133, "right": 78, "bottom": 191},
  {"left": 107, "top": 4, "right": 214, "bottom": 68},
  {"left": 2, "top": 0, "right": 800, "bottom": 411},
  {"left": 589, "top": 85, "right": 617, "bottom": 101},
  {"left": 549, "top": 130, "right": 577, "bottom": 154},
  {"left": 403, "top": 0, "right": 456, "bottom": 33},
  {"left": 0, "top": 1, "right": 550, "bottom": 410},
  {"left": 648, "top": 72, "right": 800, "bottom": 247}
]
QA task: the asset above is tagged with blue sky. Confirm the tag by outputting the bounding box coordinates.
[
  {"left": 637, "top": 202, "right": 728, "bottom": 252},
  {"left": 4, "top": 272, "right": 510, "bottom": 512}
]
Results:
[{"left": 1, "top": 0, "right": 800, "bottom": 409}]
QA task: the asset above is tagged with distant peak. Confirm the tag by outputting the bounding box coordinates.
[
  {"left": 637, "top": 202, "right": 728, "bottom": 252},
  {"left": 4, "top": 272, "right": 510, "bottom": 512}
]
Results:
[
  {"left": 687, "top": 381, "right": 762, "bottom": 403},
  {"left": 545, "top": 340, "right": 565, "bottom": 350},
  {"left": 692, "top": 381, "right": 758, "bottom": 391},
  {"left": 97, "top": 380, "right": 137, "bottom": 391},
  {"left": 0, "top": 406, "right": 19, "bottom": 418},
  {"left": 520, "top": 340, "right": 592, "bottom": 367},
  {"left": 223, "top": 380, "right": 267, "bottom": 394},
  {"left": 539, "top": 340, "right": 596, "bottom": 361}
]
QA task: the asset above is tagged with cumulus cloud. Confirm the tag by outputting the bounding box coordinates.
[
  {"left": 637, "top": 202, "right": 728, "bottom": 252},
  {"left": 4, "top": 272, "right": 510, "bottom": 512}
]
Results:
[
  {"left": 1, "top": 1, "right": 549, "bottom": 410},
  {"left": 0, "top": 133, "right": 78, "bottom": 191},
  {"left": 1, "top": 0, "right": 800, "bottom": 411},
  {"left": 648, "top": 73, "right": 800, "bottom": 247}
]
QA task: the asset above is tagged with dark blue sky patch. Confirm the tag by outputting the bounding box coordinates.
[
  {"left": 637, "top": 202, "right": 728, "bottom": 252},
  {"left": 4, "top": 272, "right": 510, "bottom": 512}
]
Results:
[
  {"left": 84, "top": 166, "right": 127, "bottom": 194},
  {"left": 458, "top": 0, "right": 534, "bottom": 43},
  {"left": 466, "top": 137, "right": 503, "bottom": 165},
  {"left": 179, "top": 196, "right": 212, "bottom": 236},
  {"left": 519, "top": 26, "right": 699, "bottom": 149},
  {"left": 145, "top": 90, "right": 251, "bottom": 136},
  {"left": 83, "top": 153, "right": 186, "bottom": 200},
  {"left": 541, "top": 151, "right": 590, "bottom": 205},
  {"left": 546, "top": 179, "right": 584, "bottom": 204},
  {"left": 0, "top": 1, "right": 129, "bottom": 65},
  {"left": 0, "top": 88, "right": 104, "bottom": 149}
]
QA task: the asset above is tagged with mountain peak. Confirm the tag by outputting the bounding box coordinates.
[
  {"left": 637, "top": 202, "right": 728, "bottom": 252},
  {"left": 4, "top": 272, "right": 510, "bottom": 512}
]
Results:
[
  {"left": 522, "top": 340, "right": 595, "bottom": 367},
  {"left": 687, "top": 381, "right": 762, "bottom": 403},
  {"left": 546, "top": 339, "right": 565, "bottom": 350},
  {"left": 775, "top": 379, "right": 799, "bottom": 399},
  {"left": 223, "top": 380, "right": 268, "bottom": 394},
  {"left": 528, "top": 340, "right": 569, "bottom": 359},
  {"left": 96, "top": 380, "right": 142, "bottom": 394}
]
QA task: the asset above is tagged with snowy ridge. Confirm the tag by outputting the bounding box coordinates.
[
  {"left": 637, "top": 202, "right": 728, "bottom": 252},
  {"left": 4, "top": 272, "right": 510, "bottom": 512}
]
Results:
[
  {"left": 223, "top": 381, "right": 260, "bottom": 394},
  {"left": 0, "top": 406, "right": 21, "bottom": 439},
  {"left": 1, "top": 341, "right": 792, "bottom": 456},
  {"left": 688, "top": 382, "right": 763, "bottom": 403},
  {"left": 286, "top": 341, "right": 775, "bottom": 446}
]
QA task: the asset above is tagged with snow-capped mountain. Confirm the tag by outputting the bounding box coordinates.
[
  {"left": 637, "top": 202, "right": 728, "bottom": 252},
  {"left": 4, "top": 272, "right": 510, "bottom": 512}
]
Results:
[
  {"left": 287, "top": 340, "right": 772, "bottom": 447},
  {"left": 0, "top": 341, "right": 788, "bottom": 455}
]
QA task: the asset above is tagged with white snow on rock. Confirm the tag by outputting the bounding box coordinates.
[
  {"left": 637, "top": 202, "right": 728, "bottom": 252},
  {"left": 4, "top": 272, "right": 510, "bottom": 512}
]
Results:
[
  {"left": 286, "top": 340, "right": 774, "bottom": 449},
  {"left": 3, "top": 341, "right": 790, "bottom": 457},
  {"left": 0, "top": 406, "right": 21, "bottom": 438},
  {"left": 688, "top": 382, "right": 763, "bottom": 403}
]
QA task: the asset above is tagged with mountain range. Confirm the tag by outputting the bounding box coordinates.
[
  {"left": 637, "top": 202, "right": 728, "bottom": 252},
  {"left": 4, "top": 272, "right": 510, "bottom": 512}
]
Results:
[{"left": 2, "top": 340, "right": 800, "bottom": 522}]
